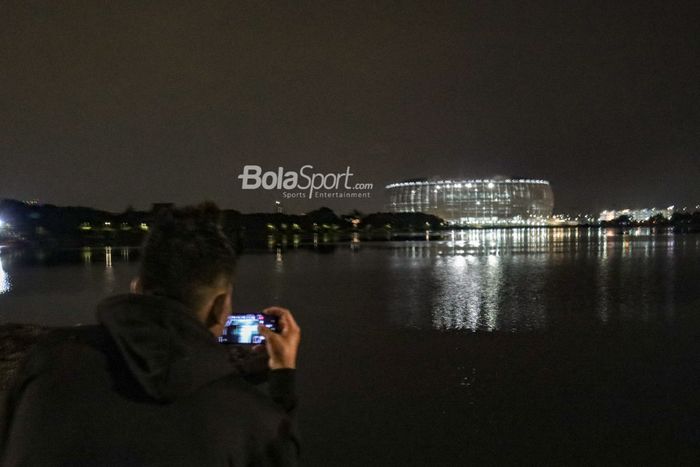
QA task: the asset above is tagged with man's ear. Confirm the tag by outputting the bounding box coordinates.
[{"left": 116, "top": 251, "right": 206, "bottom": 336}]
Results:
[
  {"left": 205, "top": 292, "right": 230, "bottom": 334},
  {"left": 130, "top": 277, "right": 142, "bottom": 293}
]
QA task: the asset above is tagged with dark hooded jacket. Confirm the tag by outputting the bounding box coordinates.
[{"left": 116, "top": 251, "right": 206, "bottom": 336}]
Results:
[{"left": 0, "top": 294, "right": 299, "bottom": 466}]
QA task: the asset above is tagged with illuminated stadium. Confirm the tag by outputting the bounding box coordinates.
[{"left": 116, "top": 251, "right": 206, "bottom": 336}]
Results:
[{"left": 385, "top": 177, "right": 554, "bottom": 226}]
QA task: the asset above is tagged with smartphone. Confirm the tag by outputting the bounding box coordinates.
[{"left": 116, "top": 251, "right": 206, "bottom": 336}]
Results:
[{"left": 218, "top": 313, "right": 279, "bottom": 345}]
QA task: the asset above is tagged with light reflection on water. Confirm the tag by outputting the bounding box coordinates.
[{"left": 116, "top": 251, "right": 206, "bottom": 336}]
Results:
[
  {"left": 386, "top": 227, "right": 696, "bottom": 332},
  {"left": 0, "top": 253, "right": 10, "bottom": 294},
  {"left": 0, "top": 228, "right": 698, "bottom": 332},
  {"left": 388, "top": 248, "right": 550, "bottom": 331},
  {"left": 0, "top": 246, "right": 134, "bottom": 295}
]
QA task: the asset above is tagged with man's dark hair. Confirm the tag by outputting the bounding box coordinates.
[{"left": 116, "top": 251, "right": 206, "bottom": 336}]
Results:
[{"left": 138, "top": 202, "right": 236, "bottom": 310}]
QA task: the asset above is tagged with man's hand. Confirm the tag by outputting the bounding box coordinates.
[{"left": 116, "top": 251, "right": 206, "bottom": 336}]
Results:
[{"left": 258, "top": 307, "right": 300, "bottom": 370}]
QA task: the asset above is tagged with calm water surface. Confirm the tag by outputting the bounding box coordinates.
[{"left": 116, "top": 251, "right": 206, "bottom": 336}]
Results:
[
  {"left": 1, "top": 228, "right": 699, "bottom": 465},
  {"left": 1, "top": 228, "right": 698, "bottom": 330}
]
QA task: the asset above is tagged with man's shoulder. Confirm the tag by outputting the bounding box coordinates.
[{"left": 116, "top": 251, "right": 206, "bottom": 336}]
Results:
[
  {"left": 22, "top": 325, "right": 115, "bottom": 376},
  {"left": 35, "top": 324, "right": 106, "bottom": 350}
]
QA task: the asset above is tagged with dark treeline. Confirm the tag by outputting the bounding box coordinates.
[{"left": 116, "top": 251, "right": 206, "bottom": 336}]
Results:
[
  {"left": 601, "top": 212, "right": 700, "bottom": 233},
  {"left": 3, "top": 199, "right": 699, "bottom": 249},
  {"left": 0, "top": 199, "right": 444, "bottom": 248}
]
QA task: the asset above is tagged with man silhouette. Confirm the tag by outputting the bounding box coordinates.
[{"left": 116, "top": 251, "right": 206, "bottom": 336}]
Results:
[{"left": 0, "top": 203, "right": 301, "bottom": 466}]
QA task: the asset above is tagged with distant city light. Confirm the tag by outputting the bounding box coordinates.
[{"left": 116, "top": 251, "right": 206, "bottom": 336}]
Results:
[{"left": 598, "top": 206, "right": 676, "bottom": 222}]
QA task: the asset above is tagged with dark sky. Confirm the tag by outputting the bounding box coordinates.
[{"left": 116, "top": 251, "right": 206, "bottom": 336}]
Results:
[{"left": 1, "top": 0, "right": 699, "bottom": 214}]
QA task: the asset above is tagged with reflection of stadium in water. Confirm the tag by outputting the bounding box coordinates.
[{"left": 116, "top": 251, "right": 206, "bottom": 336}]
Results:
[
  {"left": 0, "top": 254, "right": 10, "bottom": 294},
  {"left": 386, "top": 228, "right": 683, "bottom": 332},
  {"left": 0, "top": 227, "right": 688, "bottom": 332}
]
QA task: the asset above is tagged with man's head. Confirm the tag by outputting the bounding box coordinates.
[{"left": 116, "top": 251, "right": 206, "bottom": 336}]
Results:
[{"left": 131, "top": 202, "right": 236, "bottom": 336}]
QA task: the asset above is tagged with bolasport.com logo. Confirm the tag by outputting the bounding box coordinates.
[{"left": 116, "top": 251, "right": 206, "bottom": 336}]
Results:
[{"left": 237, "top": 165, "right": 373, "bottom": 200}]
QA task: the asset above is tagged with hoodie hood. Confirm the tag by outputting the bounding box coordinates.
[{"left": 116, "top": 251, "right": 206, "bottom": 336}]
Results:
[{"left": 96, "top": 293, "right": 236, "bottom": 402}]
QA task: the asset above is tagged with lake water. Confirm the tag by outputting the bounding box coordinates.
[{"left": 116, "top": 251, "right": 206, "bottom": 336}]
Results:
[{"left": 1, "top": 227, "right": 699, "bottom": 465}]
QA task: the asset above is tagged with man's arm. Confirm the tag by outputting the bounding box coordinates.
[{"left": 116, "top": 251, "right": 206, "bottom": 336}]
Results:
[
  {"left": 259, "top": 307, "right": 300, "bottom": 414},
  {"left": 263, "top": 370, "right": 300, "bottom": 466},
  {"left": 268, "top": 369, "right": 297, "bottom": 413},
  {"left": 258, "top": 307, "right": 301, "bottom": 464}
]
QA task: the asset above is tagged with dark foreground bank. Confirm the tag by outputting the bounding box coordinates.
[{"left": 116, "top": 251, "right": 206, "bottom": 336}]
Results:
[
  {"left": 296, "top": 324, "right": 700, "bottom": 466},
  {"left": 1, "top": 324, "right": 698, "bottom": 466}
]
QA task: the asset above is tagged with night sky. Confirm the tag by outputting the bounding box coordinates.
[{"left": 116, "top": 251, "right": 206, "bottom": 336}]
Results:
[{"left": 1, "top": 0, "right": 699, "bottom": 215}]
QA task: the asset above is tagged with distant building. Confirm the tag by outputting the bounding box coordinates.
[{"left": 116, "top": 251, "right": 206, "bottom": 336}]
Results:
[
  {"left": 598, "top": 206, "right": 674, "bottom": 222},
  {"left": 385, "top": 176, "right": 554, "bottom": 226},
  {"left": 550, "top": 213, "right": 597, "bottom": 226}
]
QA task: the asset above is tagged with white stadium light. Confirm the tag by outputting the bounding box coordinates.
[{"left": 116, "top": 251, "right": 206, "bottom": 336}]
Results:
[{"left": 385, "top": 176, "right": 554, "bottom": 226}]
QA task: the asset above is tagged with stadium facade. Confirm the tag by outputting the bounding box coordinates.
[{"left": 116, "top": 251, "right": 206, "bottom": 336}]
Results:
[{"left": 385, "top": 177, "right": 554, "bottom": 226}]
